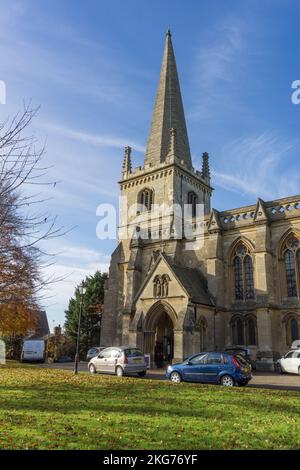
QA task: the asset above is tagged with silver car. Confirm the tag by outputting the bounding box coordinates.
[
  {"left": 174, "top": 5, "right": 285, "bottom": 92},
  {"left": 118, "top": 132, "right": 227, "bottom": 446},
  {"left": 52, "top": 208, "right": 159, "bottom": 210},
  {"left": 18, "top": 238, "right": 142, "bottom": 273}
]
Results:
[{"left": 88, "top": 346, "right": 147, "bottom": 377}]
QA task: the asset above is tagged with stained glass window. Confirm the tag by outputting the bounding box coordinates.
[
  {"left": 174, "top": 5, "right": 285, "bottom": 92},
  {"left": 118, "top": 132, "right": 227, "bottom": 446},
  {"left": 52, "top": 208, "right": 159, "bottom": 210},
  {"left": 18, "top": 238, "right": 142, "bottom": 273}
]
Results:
[
  {"left": 285, "top": 250, "right": 297, "bottom": 297},
  {"left": 291, "top": 318, "right": 299, "bottom": 342},
  {"left": 244, "top": 255, "right": 254, "bottom": 299},
  {"left": 247, "top": 318, "right": 257, "bottom": 345},
  {"left": 237, "top": 318, "right": 244, "bottom": 344},
  {"left": 234, "top": 256, "right": 244, "bottom": 300}
]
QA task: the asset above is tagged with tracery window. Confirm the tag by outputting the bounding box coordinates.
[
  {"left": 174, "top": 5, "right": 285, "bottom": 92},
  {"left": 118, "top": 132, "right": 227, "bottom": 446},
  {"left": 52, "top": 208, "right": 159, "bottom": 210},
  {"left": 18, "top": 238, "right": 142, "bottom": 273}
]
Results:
[
  {"left": 284, "top": 314, "right": 299, "bottom": 345},
  {"left": 232, "top": 243, "right": 255, "bottom": 301},
  {"left": 232, "top": 315, "right": 257, "bottom": 346},
  {"left": 282, "top": 235, "right": 300, "bottom": 297}
]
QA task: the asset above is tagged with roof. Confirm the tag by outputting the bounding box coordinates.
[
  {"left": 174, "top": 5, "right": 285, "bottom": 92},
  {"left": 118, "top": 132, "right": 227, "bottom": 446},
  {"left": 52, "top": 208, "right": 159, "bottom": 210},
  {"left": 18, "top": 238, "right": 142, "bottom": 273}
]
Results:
[
  {"left": 144, "top": 30, "right": 192, "bottom": 169},
  {"left": 168, "top": 261, "right": 214, "bottom": 306},
  {"left": 27, "top": 310, "right": 50, "bottom": 339}
]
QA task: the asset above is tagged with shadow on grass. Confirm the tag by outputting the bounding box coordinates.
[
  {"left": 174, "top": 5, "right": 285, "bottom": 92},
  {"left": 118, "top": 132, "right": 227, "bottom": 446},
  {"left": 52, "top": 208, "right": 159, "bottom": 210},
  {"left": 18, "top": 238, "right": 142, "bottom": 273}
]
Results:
[{"left": 0, "top": 380, "right": 299, "bottom": 420}]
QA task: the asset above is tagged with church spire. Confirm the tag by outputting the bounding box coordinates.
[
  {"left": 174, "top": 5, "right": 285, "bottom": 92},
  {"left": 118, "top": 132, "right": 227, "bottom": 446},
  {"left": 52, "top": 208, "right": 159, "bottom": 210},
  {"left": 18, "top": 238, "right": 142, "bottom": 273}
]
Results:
[{"left": 144, "top": 30, "right": 192, "bottom": 169}]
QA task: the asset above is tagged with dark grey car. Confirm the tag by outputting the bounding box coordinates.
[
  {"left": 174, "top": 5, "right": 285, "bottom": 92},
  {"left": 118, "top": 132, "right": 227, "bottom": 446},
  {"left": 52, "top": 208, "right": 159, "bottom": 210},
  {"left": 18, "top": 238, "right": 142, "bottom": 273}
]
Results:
[{"left": 88, "top": 346, "right": 147, "bottom": 377}]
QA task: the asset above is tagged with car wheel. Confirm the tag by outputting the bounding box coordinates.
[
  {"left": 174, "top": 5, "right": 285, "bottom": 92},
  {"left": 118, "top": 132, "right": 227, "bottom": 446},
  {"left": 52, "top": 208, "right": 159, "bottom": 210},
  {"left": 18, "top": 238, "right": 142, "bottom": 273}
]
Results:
[
  {"left": 138, "top": 371, "right": 146, "bottom": 377},
  {"left": 298, "top": 366, "right": 300, "bottom": 376},
  {"left": 220, "top": 375, "right": 234, "bottom": 387},
  {"left": 116, "top": 366, "right": 124, "bottom": 377},
  {"left": 170, "top": 371, "right": 182, "bottom": 383},
  {"left": 89, "top": 364, "right": 96, "bottom": 374},
  {"left": 237, "top": 381, "right": 248, "bottom": 387},
  {"left": 276, "top": 363, "right": 283, "bottom": 374}
]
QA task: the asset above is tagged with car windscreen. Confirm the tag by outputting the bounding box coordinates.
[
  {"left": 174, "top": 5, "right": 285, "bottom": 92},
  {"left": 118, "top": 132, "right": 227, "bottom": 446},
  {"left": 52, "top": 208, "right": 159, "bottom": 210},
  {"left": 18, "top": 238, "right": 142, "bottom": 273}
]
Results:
[{"left": 125, "top": 348, "right": 143, "bottom": 357}]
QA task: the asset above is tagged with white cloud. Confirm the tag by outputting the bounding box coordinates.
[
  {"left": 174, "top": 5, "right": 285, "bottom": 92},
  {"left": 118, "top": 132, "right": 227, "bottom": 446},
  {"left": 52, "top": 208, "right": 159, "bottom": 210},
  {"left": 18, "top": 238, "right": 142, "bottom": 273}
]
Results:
[
  {"left": 190, "top": 16, "right": 249, "bottom": 120},
  {"left": 213, "top": 132, "right": 300, "bottom": 200},
  {"left": 40, "top": 122, "right": 146, "bottom": 153}
]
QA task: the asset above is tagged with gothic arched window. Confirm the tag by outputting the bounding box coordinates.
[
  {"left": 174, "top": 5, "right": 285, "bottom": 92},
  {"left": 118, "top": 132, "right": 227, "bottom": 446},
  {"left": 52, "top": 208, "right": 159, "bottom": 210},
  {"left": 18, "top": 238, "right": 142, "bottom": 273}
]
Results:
[
  {"left": 247, "top": 318, "right": 257, "bottom": 345},
  {"left": 282, "top": 236, "right": 300, "bottom": 297},
  {"left": 284, "top": 314, "right": 300, "bottom": 345},
  {"left": 138, "top": 188, "right": 153, "bottom": 212},
  {"left": 232, "top": 242, "right": 255, "bottom": 301},
  {"left": 291, "top": 318, "right": 299, "bottom": 342},
  {"left": 187, "top": 191, "right": 198, "bottom": 218},
  {"left": 234, "top": 256, "right": 243, "bottom": 300},
  {"left": 236, "top": 318, "right": 244, "bottom": 344},
  {"left": 232, "top": 315, "right": 257, "bottom": 346},
  {"left": 196, "top": 316, "right": 207, "bottom": 351}
]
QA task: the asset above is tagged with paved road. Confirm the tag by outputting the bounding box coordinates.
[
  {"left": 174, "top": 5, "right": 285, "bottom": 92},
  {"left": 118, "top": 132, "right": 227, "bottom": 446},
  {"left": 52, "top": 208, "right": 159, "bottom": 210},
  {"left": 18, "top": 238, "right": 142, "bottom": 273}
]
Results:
[{"left": 41, "top": 362, "right": 300, "bottom": 391}]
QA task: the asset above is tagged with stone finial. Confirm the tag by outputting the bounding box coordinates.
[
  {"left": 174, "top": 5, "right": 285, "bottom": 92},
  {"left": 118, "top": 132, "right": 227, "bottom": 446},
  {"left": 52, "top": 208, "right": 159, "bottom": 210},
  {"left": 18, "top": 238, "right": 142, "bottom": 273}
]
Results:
[
  {"left": 202, "top": 152, "right": 210, "bottom": 179},
  {"left": 122, "top": 146, "right": 132, "bottom": 177}
]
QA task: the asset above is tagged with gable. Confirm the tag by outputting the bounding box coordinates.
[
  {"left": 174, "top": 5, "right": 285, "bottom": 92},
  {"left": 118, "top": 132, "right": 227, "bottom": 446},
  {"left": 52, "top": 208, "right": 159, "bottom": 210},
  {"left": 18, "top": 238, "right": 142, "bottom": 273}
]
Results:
[
  {"left": 135, "top": 254, "right": 214, "bottom": 306},
  {"left": 138, "top": 256, "right": 188, "bottom": 301}
]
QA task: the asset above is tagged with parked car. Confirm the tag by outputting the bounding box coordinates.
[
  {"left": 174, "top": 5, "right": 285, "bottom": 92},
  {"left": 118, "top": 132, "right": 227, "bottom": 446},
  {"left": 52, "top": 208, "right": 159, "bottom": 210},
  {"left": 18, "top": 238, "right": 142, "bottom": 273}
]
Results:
[
  {"left": 54, "top": 356, "right": 73, "bottom": 363},
  {"left": 276, "top": 349, "right": 300, "bottom": 375},
  {"left": 86, "top": 347, "right": 104, "bottom": 361},
  {"left": 166, "top": 351, "right": 252, "bottom": 386},
  {"left": 225, "top": 347, "right": 256, "bottom": 370},
  {"left": 88, "top": 346, "right": 147, "bottom": 377}
]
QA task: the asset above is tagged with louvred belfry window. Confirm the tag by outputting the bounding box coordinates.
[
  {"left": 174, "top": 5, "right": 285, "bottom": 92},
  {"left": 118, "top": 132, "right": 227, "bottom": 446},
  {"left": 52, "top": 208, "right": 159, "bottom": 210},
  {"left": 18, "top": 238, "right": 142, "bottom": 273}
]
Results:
[{"left": 138, "top": 188, "right": 153, "bottom": 212}]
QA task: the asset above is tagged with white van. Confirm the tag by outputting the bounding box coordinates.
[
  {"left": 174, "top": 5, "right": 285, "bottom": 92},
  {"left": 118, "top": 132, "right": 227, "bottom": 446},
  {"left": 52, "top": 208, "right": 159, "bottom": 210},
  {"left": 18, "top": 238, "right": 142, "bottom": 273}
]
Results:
[{"left": 21, "top": 340, "right": 45, "bottom": 363}]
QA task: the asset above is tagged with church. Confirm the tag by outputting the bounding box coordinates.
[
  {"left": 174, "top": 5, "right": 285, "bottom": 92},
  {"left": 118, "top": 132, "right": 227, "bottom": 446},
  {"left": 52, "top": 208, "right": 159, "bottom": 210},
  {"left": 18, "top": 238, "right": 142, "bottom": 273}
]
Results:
[{"left": 101, "top": 31, "right": 300, "bottom": 371}]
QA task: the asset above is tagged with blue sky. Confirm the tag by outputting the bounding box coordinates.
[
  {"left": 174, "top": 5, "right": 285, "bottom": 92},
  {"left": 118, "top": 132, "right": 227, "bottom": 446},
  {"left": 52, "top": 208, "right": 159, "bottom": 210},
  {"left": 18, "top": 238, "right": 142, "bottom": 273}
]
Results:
[{"left": 1, "top": 0, "right": 300, "bottom": 330}]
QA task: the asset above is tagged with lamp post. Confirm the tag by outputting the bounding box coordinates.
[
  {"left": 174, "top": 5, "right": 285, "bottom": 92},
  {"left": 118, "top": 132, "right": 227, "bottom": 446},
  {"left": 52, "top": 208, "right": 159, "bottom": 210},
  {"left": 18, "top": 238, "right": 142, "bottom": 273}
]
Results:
[{"left": 74, "top": 281, "right": 86, "bottom": 375}]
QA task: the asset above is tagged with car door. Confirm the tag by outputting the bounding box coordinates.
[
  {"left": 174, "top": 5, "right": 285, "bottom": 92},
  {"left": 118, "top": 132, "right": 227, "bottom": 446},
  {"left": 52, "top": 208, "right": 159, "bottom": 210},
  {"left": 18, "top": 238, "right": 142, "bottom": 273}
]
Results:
[
  {"left": 201, "top": 353, "right": 224, "bottom": 383},
  {"left": 106, "top": 348, "right": 120, "bottom": 373},
  {"left": 290, "top": 351, "right": 300, "bottom": 374},
  {"left": 281, "top": 351, "right": 294, "bottom": 373},
  {"left": 94, "top": 348, "right": 112, "bottom": 372},
  {"left": 181, "top": 354, "right": 208, "bottom": 382}
]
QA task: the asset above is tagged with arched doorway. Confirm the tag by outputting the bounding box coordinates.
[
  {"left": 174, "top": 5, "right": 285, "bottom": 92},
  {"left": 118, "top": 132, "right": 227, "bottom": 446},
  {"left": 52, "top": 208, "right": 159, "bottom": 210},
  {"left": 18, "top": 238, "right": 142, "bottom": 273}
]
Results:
[
  {"left": 143, "top": 301, "right": 176, "bottom": 367},
  {"left": 154, "top": 312, "right": 174, "bottom": 366}
]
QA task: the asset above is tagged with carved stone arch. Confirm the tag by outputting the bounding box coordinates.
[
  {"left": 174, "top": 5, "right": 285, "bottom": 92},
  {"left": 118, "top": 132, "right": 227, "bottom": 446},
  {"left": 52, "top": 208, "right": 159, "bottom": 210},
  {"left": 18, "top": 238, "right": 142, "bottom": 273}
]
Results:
[
  {"left": 228, "top": 236, "right": 255, "bottom": 260},
  {"left": 187, "top": 191, "right": 198, "bottom": 218},
  {"left": 277, "top": 228, "right": 300, "bottom": 260},
  {"left": 277, "top": 230, "right": 300, "bottom": 298},
  {"left": 137, "top": 187, "right": 155, "bottom": 211},
  {"left": 282, "top": 312, "right": 300, "bottom": 346},
  {"left": 195, "top": 315, "right": 208, "bottom": 331},
  {"left": 195, "top": 315, "right": 208, "bottom": 351},
  {"left": 144, "top": 300, "right": 177, "bottom": 331}
]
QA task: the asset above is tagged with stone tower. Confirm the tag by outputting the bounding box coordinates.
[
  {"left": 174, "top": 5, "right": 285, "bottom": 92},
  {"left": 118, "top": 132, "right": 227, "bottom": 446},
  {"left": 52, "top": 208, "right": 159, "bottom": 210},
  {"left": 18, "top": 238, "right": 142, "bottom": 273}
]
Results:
[{"left": 101, "top": 30, "right": 213, "bottom": 349}]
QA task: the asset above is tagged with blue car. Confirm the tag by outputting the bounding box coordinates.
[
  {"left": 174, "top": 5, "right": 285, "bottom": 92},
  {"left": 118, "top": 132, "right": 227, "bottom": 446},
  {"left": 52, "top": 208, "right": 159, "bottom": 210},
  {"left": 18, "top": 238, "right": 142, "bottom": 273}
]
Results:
[{"left": 166, "top": 351, "right": 252, "bottom": 387}]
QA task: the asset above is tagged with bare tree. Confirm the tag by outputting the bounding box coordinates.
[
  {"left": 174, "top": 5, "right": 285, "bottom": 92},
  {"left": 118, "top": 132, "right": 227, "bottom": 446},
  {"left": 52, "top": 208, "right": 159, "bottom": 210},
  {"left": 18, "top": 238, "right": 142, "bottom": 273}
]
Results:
[{"left": 0, "top": 104, "right": 67, "bottom": 330}]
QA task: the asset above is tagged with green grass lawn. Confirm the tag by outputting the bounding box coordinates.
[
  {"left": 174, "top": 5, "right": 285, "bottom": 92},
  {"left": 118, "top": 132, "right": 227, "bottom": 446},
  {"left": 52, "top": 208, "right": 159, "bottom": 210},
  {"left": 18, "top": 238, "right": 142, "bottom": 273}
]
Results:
[{"left": 0, "top": 363, "right": 299, "bottom": 450}]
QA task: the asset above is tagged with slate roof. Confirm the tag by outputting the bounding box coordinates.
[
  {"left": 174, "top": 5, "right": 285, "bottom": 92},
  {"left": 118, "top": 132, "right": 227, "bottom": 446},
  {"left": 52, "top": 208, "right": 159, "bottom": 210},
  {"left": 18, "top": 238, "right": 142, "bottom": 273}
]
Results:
[
  {"left": 27, "top": 310, "right": 50, "bottom": 339},
  {"left": 169, "top": 262, "right": 214, "bottom": 306}
]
